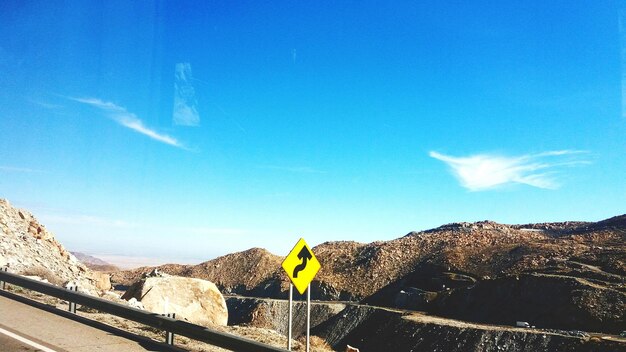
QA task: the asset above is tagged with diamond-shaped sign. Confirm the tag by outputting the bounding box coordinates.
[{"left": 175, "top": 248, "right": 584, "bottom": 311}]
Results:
[{"left": 281, "top": 238, "right": 321, "bottom": 294}]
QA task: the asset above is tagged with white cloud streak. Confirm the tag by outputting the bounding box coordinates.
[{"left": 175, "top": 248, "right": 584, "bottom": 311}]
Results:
[
  {"left": 29, "top": 99, "right": 63, "bottom": 110},
  {"left": 40, "top": 214, "right": 137, "bottom": 228},
  {"left": 0, "top": 166, "right": 44, "bottom": 173},
  {"left": 429, "top": 150, "right": 589, "bottom": 191},
  {"left": 71, "top": 97, "right": 185, "bottom": 149},
  {"left": 41, "top": 213, "right": 247, "bottom": 237},
  {"left": 261, "top": 165, "right": 327, "bottom": 174}
]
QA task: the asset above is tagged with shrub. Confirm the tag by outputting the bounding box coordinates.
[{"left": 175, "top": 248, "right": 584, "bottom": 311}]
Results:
[
  {"left": 20, "top": 267, "right": 64, "bottom": 286},
  {"left": 296, "top": 335, "right": 333, "bottom": 351}
]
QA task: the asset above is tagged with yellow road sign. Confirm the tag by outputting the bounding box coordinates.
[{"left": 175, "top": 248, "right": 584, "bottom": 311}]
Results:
[{"left": 281, "top": 238, "right": 321, "bottom": 294}]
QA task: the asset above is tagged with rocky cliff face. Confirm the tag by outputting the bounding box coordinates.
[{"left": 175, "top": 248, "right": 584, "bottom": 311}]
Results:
[{"left": 0, "top": 199, "right": 99, "bottom": 293}]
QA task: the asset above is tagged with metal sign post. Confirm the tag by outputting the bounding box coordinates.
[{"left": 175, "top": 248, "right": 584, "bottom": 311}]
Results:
[
  {"left": 281, "top": 238, "right": 321, "bottom": 352},
  {"left": 306, "top": 283, "right": 311, "bottom": 352},
  {"left": 288, "top": 284, "right": 293, "bottom": 350}
]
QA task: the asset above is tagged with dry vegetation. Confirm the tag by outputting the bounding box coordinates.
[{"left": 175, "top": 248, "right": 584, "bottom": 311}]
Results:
[{"left": 20, "top": 266, "right": 64, "bottom": 286}]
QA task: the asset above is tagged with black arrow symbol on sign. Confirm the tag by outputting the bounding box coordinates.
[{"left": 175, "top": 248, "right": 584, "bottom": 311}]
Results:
[{"left": 293, "top": 246, "right": 312, "bottom": 278}]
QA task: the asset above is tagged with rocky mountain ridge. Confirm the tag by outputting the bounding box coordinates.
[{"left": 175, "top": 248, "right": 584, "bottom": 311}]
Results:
[
  {"left": 112, "top": 214, "right": 625, "bottom": 334},
  {"left": 70, "top": 251, "right": 120, "bottom": 272}
]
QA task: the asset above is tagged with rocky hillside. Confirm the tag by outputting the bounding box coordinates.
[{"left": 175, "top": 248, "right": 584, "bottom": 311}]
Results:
[
  {"left": 112, "top": 215, "right": 626, "bottom": 334},
  {"left": 0, "top": 199, "right": 101, "bottom": 293}
]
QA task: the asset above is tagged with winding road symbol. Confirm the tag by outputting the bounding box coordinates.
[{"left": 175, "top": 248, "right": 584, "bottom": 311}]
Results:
[{"left": 293, "top": 246, "right": 312, "bottom": 278}]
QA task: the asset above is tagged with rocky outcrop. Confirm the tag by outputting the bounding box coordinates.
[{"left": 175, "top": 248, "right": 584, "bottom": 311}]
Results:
[
  {"left": 0, "top": 199, "right": 98, "bottom": 293},
  {"left": 122, "top": 273, "right": 228, "bottom": 327},
  {"left": 90, "top": 271, "right": 112, "bottom": 291}
]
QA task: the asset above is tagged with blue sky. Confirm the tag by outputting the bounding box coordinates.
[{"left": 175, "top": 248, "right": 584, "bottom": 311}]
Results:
[{"left": 1, "top": 1, "right": 624, "bottom": 264}]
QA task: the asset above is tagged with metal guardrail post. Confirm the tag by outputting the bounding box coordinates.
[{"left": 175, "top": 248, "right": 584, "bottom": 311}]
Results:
[
  {"left": 0, "top": 267, "right": 7, "bottom": 290},
  {"left": 0, "top": 270, "right": 288, "bottom": 352},
  {"left": 165, "top": 312, "right": 176, "bottom": 345},
  {"left": 68, "top": 285, "right": 78, "bottom": 313}
]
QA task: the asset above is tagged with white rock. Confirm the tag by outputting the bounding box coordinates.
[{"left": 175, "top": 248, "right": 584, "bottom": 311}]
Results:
[{"left": 127, "top": 297, "right": 145, "bottom": 310}]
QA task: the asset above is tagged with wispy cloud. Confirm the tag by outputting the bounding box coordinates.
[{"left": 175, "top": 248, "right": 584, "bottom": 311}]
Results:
[
  {"left": 29, "top": 99, "right": 63, "bottom": 110},
  {"left": 0, "top": 166, "right": 44, "bottom": 173},
  {"left": 173, "top": 63, "right": 200, "bottom": 126},
  {"left": 429, "top": 150, "right": 590, "bottom": 191},
  {"left": 261, "top": 165, "right": 327, "bottom": 174},
  {"left": 40, "top": 214, "right": 137, "bottom": 228},
  {"left": 40, "top": 212, "right": 246, "bottom": 236},
  {"left": 183, "top": 227, "right": 248, "bottom": 236},
  {"left": 70, "top": 97, "right": 186, "bottom": 149}
]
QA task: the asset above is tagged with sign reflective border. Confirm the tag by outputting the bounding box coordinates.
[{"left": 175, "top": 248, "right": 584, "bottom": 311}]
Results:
[{"left": 281, "top": 238, "right": 321, "bottom": 295}]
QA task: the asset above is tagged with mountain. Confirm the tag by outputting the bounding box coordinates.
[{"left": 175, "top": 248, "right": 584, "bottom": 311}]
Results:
[
  {"left": 112, "top": 215, "right": 626, "bottom": 334},
  {"left": 113, "top": 247, "right": 284, "bottom": 296},
  {"left": 70, "top": 252, "right": 119, "bottom": 272}
]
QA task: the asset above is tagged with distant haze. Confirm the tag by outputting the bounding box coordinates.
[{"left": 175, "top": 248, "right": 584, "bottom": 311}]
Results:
[{"left": 87, "top": 254, "right": 204, "bottom": 270}]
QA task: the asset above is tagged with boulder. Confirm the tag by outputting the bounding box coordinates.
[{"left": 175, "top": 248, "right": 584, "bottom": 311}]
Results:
[
  {"left": 89, "top": 271, "right": 112, "bottom": 291},
  {"left": 122, "top": 276, "right": 228, "bottom": 327}
]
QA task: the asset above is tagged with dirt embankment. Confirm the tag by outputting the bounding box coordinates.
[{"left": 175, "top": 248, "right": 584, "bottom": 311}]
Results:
[
  {"left": 225, "top": 295, "right": 626, "bottom": 352},
  {"left": 313, "top": 305, "right": 626, "bottom": 352}
]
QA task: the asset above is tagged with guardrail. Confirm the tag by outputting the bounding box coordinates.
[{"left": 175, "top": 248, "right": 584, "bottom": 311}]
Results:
[{"left": 0, "top": 270, "right": 288, "bottom": 352}]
